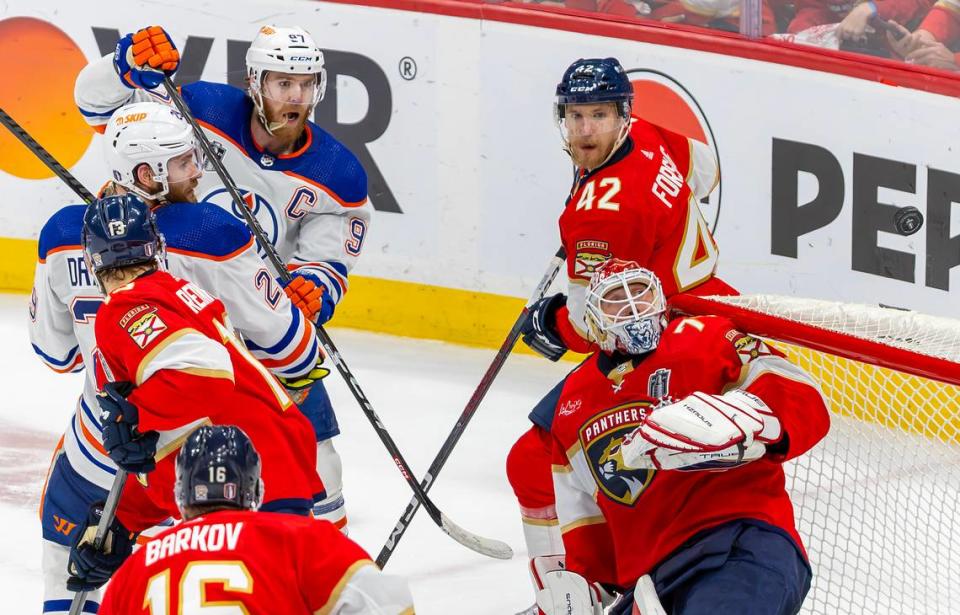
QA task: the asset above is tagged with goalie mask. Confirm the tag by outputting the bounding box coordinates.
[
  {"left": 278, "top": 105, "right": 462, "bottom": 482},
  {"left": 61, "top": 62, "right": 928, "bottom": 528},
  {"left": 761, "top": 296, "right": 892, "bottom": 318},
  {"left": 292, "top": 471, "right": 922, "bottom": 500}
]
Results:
[
  {"left": 103, "top": 102, "right": 204, "bottom": 202},
  {"left": 585, "top": 259, "right": 667, "bottom": 355},
  {"left": 246, "top": 25, "right": 326, "bottom": 135}
]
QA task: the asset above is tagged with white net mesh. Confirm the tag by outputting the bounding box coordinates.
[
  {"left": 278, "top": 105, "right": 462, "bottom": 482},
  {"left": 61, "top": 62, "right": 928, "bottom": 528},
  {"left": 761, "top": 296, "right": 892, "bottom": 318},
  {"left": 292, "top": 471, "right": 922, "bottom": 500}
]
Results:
[{"left": 695, "top": 295, "right": 960, "bottom": 615}]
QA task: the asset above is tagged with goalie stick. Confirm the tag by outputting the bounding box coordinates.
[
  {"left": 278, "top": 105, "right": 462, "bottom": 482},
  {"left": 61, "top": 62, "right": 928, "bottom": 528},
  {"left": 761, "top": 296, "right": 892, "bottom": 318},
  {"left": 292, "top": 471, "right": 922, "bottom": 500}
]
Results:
[
  {"left": 377, "top": 246, "right": 566, "bottom": 567},
  {"left": 159, "top": 78, "right": 512, "bottom": 561},
  {"left": 68, "top": 471, "right": 128, "bottom": 615}
]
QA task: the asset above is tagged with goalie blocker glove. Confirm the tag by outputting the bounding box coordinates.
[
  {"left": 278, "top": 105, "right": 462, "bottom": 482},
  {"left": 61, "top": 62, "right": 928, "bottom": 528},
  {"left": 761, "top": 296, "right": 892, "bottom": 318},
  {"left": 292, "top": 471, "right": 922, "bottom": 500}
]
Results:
[
  {"left": 521, "top": 293, "right": 569, "bottom": 362},
  {"left": 616, "top": 390, "right": 782, "bottom": 471}
]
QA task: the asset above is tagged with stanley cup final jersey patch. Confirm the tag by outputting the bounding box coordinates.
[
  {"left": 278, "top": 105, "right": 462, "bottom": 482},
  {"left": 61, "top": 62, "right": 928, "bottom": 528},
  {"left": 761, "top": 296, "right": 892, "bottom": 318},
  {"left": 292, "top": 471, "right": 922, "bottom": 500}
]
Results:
[
  {"left": 580, "top": 401, "right": 655, "bottom": 506},
  {"left": 573, "top": 239, "right": 611, "bottom": 281},
  {"left": 126, "top": 309, "right": 167, "bottom": 348}
]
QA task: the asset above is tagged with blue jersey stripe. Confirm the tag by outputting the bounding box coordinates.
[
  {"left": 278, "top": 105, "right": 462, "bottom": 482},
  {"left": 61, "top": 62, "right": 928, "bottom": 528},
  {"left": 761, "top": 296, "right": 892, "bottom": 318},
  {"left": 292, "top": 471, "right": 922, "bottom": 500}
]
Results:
[
  {"left": 80, "top": 399, "right": 103, "bottom": 432},
  {"left": 70, "top": 418, "right": 117, "bottom": 475},
  {"left": 32, "top": 343, "right": 80, "bottom": 367},
  {"left": 43, "top": 598, "right": 99, "bottom": 613},
  {"left": 279, "top": 337, "right": 320, "bottom": 377},
  {"left": 246, "top": 304, "right": 301, "bottom": 354}
]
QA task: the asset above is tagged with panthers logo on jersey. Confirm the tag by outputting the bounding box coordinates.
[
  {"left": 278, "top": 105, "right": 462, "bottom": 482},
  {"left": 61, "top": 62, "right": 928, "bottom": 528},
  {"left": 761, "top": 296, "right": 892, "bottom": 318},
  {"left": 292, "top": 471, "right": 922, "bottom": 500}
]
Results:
[{"left": 580, "top": 401, "right": 655, "bottom": 506}]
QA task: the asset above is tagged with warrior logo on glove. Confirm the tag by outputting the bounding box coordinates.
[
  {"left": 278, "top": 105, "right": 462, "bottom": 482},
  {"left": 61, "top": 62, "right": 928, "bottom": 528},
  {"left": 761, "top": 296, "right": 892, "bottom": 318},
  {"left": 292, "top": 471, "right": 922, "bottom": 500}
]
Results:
[{"left": 581, "top": 402, "right": 655, "bottom": 505}]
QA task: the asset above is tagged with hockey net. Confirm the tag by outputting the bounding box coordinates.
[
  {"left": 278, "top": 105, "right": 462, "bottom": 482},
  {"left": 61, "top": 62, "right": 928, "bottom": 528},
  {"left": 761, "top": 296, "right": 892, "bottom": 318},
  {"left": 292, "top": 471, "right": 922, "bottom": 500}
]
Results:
[{"left": 669, "top": 294, "right": 960, "bottom": 615}]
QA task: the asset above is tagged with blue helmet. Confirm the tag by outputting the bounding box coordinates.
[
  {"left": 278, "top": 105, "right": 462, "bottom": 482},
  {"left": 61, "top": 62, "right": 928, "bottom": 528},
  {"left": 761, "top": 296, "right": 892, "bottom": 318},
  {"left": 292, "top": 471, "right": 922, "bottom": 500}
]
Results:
[
  {"left": 82, "top": 194, "right": 163, "bottom": 280},
  {"left": 175, "top": 425, "right": 263, "bottom": 512},
  {"left": 556, "top": 58, "right": 633, "bottom": 118}
]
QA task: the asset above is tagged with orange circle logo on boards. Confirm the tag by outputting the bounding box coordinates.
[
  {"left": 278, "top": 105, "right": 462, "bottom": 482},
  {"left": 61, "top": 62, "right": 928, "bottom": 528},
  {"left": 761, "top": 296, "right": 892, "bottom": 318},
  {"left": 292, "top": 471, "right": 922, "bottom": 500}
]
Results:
[
  {"left": 0, "top": 17, "right": 91, "bottom": 179},
  {"left": 628, "top": 69, "right": 721, "bottom": 232}
]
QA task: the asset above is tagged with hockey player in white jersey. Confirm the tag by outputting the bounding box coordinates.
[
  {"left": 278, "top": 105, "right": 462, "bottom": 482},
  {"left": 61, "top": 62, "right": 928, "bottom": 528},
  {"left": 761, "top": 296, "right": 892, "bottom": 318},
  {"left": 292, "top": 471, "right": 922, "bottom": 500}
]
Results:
[
  {"left": 28, "top": 102, "right": 338, "bottom": 615},
  {"left": 74, "top": 24, "right": 371, "bottom": 326},
  {"left": 74, "top": 23, "right": 361, "bottom": 520}
]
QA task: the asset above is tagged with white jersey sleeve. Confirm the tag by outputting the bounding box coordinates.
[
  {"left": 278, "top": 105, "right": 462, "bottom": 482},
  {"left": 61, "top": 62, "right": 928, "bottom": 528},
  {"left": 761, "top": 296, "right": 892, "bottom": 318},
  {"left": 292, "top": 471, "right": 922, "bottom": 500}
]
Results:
[
  {"left": 329, "top": 563, "right": 415, "bottom": 615},
  {"left": 76, "top": 49, "right": 374, "bottom": 312},
  {"left": 74, "top": 54, "right": 164, "bottom": 130},
  {"left": 29, "top": 251, "right": 85, "bottom": 374},
  {"left": 156, "top": 202, "right": 321, "bottom": 378},
  {"left": 289, "top": 193, "right": 372, "bottom": 305},
  {"left": 685, "top": 138, "right": 719, "bottom": 201}
]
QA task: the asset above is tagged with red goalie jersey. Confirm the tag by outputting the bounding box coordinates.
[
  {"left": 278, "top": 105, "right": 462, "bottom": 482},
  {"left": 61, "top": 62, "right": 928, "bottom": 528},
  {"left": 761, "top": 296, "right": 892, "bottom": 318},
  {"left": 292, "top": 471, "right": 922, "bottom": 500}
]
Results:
[
  {"left": 93, "top": 270, "right": 323, "bottom": 531},
  {"left": 550, "top": 315, "right": 830, "bottom": 588},
  {"left": 99, "top": 510, "right": 415, "bottom": 614},
  {"left": 556, "top": 118, "right": 736, "bottom": 353}
]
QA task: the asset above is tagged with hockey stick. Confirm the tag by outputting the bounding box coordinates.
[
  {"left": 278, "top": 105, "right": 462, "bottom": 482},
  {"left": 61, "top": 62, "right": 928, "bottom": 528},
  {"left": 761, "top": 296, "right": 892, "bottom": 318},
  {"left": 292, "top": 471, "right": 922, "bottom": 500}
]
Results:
[
  {"left": 68, "top": 470, "right": 128, "bottom": 615},
  {"left": 0, "top": 107, "right": 96, "bottom": 204},
  {"left": 376, "top": 246, "right": 566, "bottom": 567},
  {"left": 160, "top": 77, "right": 512, "bottom": 561}
]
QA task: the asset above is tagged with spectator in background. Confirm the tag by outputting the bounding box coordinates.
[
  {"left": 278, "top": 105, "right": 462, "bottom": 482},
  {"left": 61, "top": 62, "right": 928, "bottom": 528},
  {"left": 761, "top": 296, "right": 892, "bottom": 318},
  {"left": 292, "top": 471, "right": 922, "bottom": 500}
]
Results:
[
  {"left": 887, "top": 0, "right": 960, "bottom": 69},
  {"left": 788, "top": 0, "right": 933, "bottom": 44}
]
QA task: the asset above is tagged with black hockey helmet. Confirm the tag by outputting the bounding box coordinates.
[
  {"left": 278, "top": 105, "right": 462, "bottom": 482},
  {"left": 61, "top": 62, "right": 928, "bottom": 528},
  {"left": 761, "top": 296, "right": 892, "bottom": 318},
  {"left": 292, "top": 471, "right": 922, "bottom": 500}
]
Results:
[
  {"left": 555, "top": 57, "right": 633, "bottom": 119},
  {"left": 175, "top": 425, "right": 263, "bottom": 512},
  {"left": 82, "top": 194, "right": 164, "bottom": 285}
]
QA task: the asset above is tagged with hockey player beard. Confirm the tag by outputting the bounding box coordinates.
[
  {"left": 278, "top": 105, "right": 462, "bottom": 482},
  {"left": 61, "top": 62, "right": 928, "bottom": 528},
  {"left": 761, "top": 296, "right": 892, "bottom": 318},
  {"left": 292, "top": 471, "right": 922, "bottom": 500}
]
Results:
[
  {"left": 260, "top": 97, "right": 311, "bottom": 148},
  {"left": 166, "top": 177, "right": 199, "bottom": 204}
]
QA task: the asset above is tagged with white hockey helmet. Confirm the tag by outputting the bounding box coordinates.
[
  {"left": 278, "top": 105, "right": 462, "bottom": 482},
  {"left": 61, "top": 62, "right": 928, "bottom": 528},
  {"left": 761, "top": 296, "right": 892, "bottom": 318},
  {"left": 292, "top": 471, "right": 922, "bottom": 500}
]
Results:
[
  {"left": 103, "top": 102, "right": 202, "bottom": 201},
  {"left": 584, "top": 259, "right": 667, "bottom": 355},
  {"left": 246, "top": 25, "right": 327, "bottom": 133}
]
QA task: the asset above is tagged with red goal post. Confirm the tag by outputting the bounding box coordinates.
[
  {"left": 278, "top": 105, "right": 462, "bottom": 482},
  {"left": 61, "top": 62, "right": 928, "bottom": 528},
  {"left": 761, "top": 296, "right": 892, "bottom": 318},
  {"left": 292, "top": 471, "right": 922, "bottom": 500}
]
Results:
[{"left": 669, "top": 293, "right": 960, "bottom": 614}]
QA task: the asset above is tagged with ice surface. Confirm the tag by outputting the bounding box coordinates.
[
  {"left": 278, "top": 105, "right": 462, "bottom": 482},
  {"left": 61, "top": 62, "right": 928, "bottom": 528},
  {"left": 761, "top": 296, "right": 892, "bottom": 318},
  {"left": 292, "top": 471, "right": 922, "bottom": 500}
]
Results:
[{"left": 0, "top": 293, "right": 571, "bottom": 613}]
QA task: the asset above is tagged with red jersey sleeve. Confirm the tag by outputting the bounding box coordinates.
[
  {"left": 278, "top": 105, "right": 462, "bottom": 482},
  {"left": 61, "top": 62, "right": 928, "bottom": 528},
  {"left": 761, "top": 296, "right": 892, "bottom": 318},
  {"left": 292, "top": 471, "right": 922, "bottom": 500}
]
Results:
[
  {"left": 920, "top": 2, "right": 960, "bottom": 42},
  {"left": 713, "top": 324, "right": 831, "bottom": 461},
  {"left": 296, "top": 521, "right": 377, "bottom": 611}
]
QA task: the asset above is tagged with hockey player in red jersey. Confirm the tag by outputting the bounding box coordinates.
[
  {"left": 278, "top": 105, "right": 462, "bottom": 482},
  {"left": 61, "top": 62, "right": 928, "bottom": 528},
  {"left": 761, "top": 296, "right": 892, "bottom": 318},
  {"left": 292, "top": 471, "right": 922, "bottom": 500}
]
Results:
[
  {"left": 508, "top": 58, "right": 736, "bottom": 609},
  {"left": 534, "top": 259, "right": 828, "bottom": 615},
  {"left": 94, "top": 425, "right": 414, "bottom": 614},
  {"left": 66, "top": 195, "right": 326, "bottom": 592},
  {"left": 76, "top": 24, "right": 370, "bottom": 530}
]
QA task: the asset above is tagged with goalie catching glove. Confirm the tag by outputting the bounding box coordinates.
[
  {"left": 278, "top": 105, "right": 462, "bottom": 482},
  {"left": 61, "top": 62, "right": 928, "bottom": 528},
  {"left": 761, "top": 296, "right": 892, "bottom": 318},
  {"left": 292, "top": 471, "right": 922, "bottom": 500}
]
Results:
[{"left": 614, "top": 390, "right": 782, "bottom": 471}]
